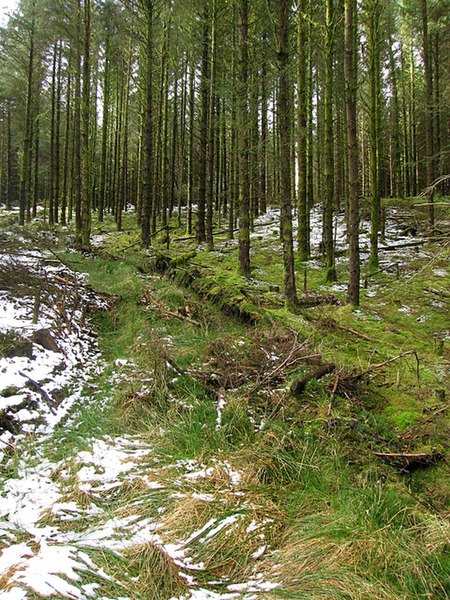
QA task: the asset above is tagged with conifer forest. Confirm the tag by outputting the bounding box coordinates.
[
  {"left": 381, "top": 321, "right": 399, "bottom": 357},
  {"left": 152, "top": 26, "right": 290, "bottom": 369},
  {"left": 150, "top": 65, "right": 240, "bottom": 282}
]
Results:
[{"left": 0, "top": 0, "right": 448, "bottom": 598}]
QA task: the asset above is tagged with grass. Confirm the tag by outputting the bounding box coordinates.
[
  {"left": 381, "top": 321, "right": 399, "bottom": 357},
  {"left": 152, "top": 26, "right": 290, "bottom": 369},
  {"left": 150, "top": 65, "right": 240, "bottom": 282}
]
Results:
[{"left": 2, "top": 203, "right": 447, "bottom": 598}]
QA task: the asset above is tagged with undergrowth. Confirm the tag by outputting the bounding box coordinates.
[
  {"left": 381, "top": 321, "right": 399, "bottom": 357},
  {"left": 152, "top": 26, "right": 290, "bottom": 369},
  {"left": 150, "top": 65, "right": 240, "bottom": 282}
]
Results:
[{"left": 15, "top": 202, "right": 448, "bottom": 599}]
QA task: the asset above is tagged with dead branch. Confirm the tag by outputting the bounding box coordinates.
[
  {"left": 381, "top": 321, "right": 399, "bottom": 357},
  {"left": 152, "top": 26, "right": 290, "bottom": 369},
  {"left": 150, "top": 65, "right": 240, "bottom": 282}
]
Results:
[
  {"left": 367, "top": 350, "right": 420, "bottom": 382},
  {"left": 327, "top": 373, "right": 340, "bottom": 416},
  {"left": 18, "top": 371, "right": 57, "bottom": 415},
  {"left": 423, "top": 287, "right": 450, "bottom": 299},
  {"left": 157, "top": 310, "right": 200, "bottom": 327},
  {"left": 318, "top": 317, "right": 371, "bottom": 341},
  {"left": 419, "top": 174, "right": 450, "bottom": 196},
  {"left": 290, "top": 363, "right": 336, "bottom": 396},
  {"left": 249, "top": 335, "right": 311, "bottom": 392},
  {"left": 143, "top": 289, "right": 200, "bottom": 326},
  {"left": 0, "top": 437, "right": 16, "bottom": 451}
]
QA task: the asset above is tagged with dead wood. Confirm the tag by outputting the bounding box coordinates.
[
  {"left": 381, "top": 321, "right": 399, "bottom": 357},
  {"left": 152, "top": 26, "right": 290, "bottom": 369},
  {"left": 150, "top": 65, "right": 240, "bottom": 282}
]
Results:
[
  {"left": 419, "top": 174, "right": 450, "bottom": 196},
  {"left": 157, "top": 310, "right": 200, "bottom": 326},
  {"left": 318, "top": 317, "right": 371, "bottom": 341},
  {"left": 327, "top": 374, "right": 340, "bottom": 415},
  {"left": 373, "top": 451, "right": 443, "bottom": 471},
  {"left": 18, "top": 371, "right": 57, "bottom": 415},
  {"left": 378, "top": 240, "right": 426, "bottom": 251},
  {"left": 367, "top": 350, "right": 420, "bottom": 381},
  {"left": 249, "top": 336, "right": 317, "bottom": 393},
  {"left": 143, "top": 289, "right": 200, "bottom": 326},
  {"left": 423, "top": 287, "right": 450, "bottom": 299},
  {"left": 298, "top": 293, "right": 339, "bottom": 307},
  {"left": 290, "top": 363, "right": 336, "bottom": 396}
]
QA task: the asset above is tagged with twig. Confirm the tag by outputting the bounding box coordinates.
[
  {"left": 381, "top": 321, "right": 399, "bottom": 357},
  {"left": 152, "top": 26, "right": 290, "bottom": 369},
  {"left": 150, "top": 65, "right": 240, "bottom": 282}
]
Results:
[
  {"left": 19, "top": 371, "right": 57, "bottom": 415},
  {"left": 157, "top": 310, "right": 200, "bottom": 327},
  {"left": 363, "top": 350, "right": 420, "bottom": 382},
  {"left": 423, "top": 287, "right": 450, "bottom": 299},
  {"left": 250, "top": 336, "right": 308, "bottom": 392},
  {"left": 0, "top": 438, "right": 16, "bottom": 451},
  {"left": 327, "top": 374, "right": 340, "bottom": 416},
  {"left": 412, "top": 404, "right": 449, "bottom": 429},
  {"left": 373, "top": 451, "right": 443, "bottom": 465},
  {"left": 53, "top": 274, "right": 74, "bottom": 286}
]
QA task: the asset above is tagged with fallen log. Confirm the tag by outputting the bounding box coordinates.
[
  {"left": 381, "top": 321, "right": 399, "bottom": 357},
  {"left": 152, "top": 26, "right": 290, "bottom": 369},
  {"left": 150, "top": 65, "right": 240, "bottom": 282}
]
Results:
[
  {"left": 290, "top": 363, "right": 335, "bottom": 396},
  {"left": 373, "top": 451, "right": 443, "bottom": 471}
]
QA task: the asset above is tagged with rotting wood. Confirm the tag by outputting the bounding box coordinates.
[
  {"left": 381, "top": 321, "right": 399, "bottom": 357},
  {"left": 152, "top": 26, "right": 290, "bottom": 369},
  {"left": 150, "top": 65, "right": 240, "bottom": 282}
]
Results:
[
  {"left": 373, "top": 451, "right": 443, "bottom": 470},
  {"left": 298, "top": 293, "right": 339, "bottom": 307},
  {"left": 290, "top": 362, "right": 335, "bottom": 396},
  {"left": 143, "top": 254, "right": 263, "bottom": 323}
]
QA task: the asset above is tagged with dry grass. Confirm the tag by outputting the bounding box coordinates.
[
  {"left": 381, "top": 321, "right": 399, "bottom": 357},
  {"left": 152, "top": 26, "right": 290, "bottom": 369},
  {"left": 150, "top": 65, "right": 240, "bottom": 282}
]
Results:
[
  {"left": 261, "top": 508, "right": 450, "bottom": 600},
  {"left": 123, "top": 541, "right": 187, "bottom": 599},
  {"left": 161, "top": 494, "right": 220, "bottom": 540}
]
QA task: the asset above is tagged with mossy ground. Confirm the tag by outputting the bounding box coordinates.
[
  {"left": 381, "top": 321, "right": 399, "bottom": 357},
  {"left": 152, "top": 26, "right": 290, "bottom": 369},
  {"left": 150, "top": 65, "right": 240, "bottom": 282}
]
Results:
[{"left": 3, "top": 199, "right": 448, "bottom": 598}]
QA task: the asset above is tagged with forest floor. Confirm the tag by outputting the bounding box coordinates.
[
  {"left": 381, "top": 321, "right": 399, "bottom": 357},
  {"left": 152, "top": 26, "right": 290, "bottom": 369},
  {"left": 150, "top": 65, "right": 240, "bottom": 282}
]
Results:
[{"left": 0, "top": 199, "right": 449, "bottom": 599}]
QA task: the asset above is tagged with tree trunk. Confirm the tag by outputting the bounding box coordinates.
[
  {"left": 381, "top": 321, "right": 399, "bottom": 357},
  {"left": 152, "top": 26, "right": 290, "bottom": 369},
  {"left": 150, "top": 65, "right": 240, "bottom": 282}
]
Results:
[
  {"left": 237, "top": 0, "right": 250, "bottom": 277},
  {"left": 367, "top": 0, "right": 382, "bottom": 271},
  {"left": 420, "top": 0, "right": 434, "bottom": 226},
  {"left": 207, "top": 1, "right": 217, "bottom": 251},
  {"left": 323, "top": 0, "right": 336, "bottom": 281},
  {"left": 98, "top": 33, "right": 110, "bottom": 223},
  {"left": 197, "top": 4, "right": 210, "bottom": 244},
  {"left": 140, "top": 0, "right": 153, "bottom": 247},
  {"left": 297, "top": 0, "right": 308, "bottom": 261},
  {"left": 344, "top": 0, "right": 360, "bottom": 306},
  {"left": 80, "top": 0, "right": 92, "bottom": 250},
  {"left": 187, "top": 59, "right": 195, "bottom": 235},
  {"left": 278, "top": 0, "right": 298, "bottom": 309}
]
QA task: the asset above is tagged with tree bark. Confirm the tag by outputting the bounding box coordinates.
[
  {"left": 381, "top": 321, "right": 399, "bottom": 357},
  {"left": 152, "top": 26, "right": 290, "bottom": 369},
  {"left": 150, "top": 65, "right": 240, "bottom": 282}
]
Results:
[
  {"left": 237, "top": 0, "right": 250, "bottom": 277},
  {"left": 278, "top": 0, "right": 298, "bottom": 309},
  {"left": 297, "top": 0, "right": 308, "bottom": 261},
  {"left": 344, "top": 0, "right": 360, "bottom": 306}
]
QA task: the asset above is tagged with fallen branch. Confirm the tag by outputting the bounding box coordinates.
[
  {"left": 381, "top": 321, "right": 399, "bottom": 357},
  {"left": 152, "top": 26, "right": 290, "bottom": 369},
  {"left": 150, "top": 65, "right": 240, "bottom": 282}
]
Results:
[
  {"left": 53, "top": 274, "right": 75, "bottom": 286},
  {"left": 412, "top": 202, "right": 450, "bottom": 207},
  {"left": 157, "top": 310, "right": 200, "bottom": 327},
  {"left": 318, "top": 318, "right": 371, "bottom": 341},
  {"left": 19, "top": 371, "right": 57, "bottom": 415},
  {"left": 368, "top": 350, "right": 420, "bottom": 382},
  {"left": 144, "top": 289, "right": 200, "bottom": 326},
  {"left": 423, "top": 287, "right": 450, "bottom": 299},
  {"left": 249, "top": 335, "right": 311, "bottom": 393},
  {"left": 0, "top": 437, "right": 16, "bottom": 451},
  {"left": 378, "top": 240, "right": 426, "bottom": 251},
  {"left": 327, "top": 373, "right": 340, "bottom": 416},
  {"left": 365, "top": 262, "right": 400, "bottom": 280},
  {"left": 407, "top": 405, "right": 449, "bottom": 433},
  {"left": 290, "top": 363, "right": 336, "bottom": 396}
]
